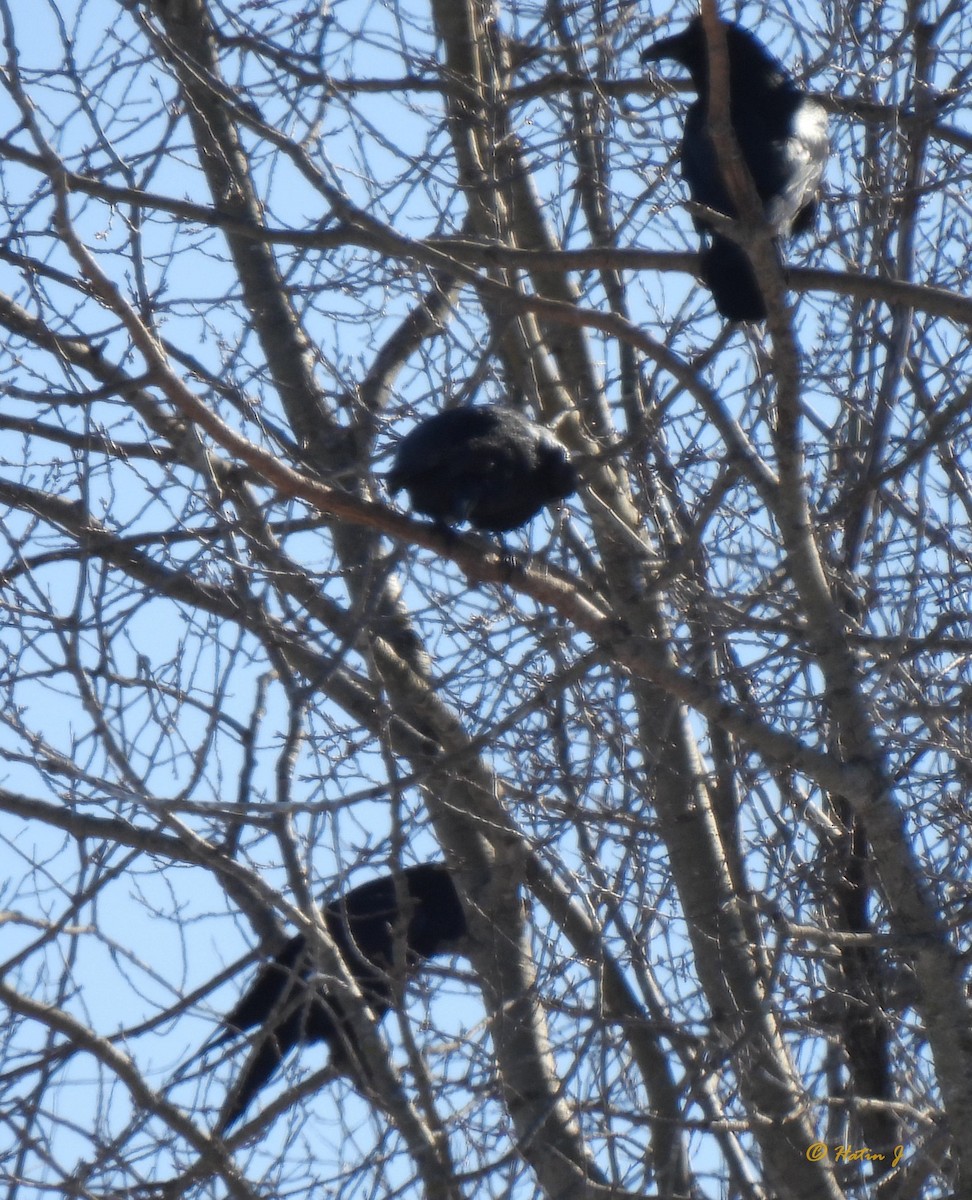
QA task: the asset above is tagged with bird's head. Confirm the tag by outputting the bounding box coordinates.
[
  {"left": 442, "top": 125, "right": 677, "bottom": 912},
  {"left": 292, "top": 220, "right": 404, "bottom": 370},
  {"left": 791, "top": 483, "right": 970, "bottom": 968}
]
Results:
[
  {"left": 537, "top": 442, "right": 578, "bottom": 502},
  {"left": 641, "top": 17, "right": 709, "bottom": 90},
  {"left": 641, "top": 18, "right": 786, "bottom": 98}
]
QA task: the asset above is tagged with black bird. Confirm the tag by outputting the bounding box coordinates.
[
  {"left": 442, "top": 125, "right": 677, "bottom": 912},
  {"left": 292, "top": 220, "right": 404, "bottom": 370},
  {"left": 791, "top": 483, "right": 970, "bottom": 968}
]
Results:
[
  {"left": 642, "top": 18, "right": 828, "bottom": 321},
  {"left": 386, "top": 405, "right": 577, "bottom": 533},
  {"left": 215, "top": 863, "right": 467, "bottom": 1130}
]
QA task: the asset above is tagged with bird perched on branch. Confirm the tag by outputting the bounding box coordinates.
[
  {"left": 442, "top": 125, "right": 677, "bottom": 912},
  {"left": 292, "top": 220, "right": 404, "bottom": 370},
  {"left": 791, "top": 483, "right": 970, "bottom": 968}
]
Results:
[
  {"left": 642, "top": 17, "right": 828, "bottom": 321},
  {"left": 387, "top": 405, "right": 576, "bottom": 534},
  {"left": 214, "top": 863, "right": 467, "bottom": 1131}
]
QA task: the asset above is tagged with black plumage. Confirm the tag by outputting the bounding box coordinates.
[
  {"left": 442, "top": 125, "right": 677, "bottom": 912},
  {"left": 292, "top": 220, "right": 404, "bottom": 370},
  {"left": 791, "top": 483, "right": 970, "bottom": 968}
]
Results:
[
  {"left": 642, "top": 18, "right": 828, "bottom": 321},
  {"left": 216, "top": 863, "right": 467, "bottom": 1130},
  {"left": 386, "top": 405, "right": 576, "bottom": 533}
]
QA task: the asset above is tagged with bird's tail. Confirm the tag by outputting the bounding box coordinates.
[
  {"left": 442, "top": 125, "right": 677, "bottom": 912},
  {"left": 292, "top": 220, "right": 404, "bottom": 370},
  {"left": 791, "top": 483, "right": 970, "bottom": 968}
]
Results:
[
  {"left": 700, "top": 237, "right": 769, "bottom": 322},
  {"left": 216, "top": 1031, "right": 290, "bottom": 1133}
]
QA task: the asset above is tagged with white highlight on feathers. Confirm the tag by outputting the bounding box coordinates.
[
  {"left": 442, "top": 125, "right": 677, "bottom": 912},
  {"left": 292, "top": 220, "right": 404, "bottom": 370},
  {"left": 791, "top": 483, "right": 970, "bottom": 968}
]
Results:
[{"left": 767, "top": 99, "right": 829, "bottom": 232}]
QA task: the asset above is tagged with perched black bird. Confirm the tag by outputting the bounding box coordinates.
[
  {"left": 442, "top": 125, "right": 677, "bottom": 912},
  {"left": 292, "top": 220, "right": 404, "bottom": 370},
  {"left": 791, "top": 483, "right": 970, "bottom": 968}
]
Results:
[
  {"left": 642, "top": 18, "right": 828, "bottom": 321},
  {"left": 386, "top": 405, "right": 576, "bottom": 533},
  {"left": 215, "top": 863, "right": 467, "bottom": 1130}
]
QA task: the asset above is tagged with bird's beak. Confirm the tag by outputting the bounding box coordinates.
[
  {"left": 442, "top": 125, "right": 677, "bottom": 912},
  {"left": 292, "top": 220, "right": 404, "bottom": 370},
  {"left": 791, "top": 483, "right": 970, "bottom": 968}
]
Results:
[{"left": 640, "top": 33, "right": 678, "bottom": 64}]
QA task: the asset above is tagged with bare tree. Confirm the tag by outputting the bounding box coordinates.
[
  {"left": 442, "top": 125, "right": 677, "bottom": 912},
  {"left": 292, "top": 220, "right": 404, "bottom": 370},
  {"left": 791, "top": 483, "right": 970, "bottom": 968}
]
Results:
[{"left": 1, "top": 0, "right": 971, "bottom": 1198}]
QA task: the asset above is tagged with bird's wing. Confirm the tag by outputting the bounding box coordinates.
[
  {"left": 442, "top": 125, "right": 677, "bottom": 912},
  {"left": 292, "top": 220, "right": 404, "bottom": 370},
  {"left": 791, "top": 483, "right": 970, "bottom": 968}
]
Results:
[
  {"left": 680, "top": 94, "right": 828, "bottom": 240},
  {"left": 765, "top": 98, "right": 829, "bottom": 232},
  {"left": 679, "top": 104, "right": 734, "bottom": 223},
  {"left": 388, "top": 409, "right": 505, "bottom": 487}
]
